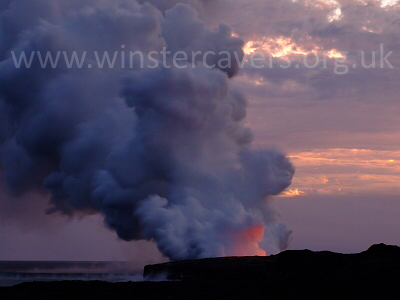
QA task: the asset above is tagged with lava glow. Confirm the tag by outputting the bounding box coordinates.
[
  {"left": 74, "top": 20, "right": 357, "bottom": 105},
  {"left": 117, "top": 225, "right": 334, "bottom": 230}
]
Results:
[{"left": 227, "top": 225, "right": 266, "bottom": 257}]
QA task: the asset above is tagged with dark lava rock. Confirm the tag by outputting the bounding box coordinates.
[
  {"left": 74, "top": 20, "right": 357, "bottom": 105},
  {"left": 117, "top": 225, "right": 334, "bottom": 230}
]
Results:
[{"left": 1, "top": 244, "right": 400, "bottom": 300}]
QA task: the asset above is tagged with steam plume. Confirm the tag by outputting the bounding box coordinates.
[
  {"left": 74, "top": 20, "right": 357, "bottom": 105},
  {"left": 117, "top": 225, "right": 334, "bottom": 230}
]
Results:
[{"left": 0, "top": 0, "right": 294, "bottom": 260}]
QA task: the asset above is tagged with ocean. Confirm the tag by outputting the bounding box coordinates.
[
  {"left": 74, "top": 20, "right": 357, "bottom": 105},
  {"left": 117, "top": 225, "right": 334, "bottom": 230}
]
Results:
[{"left": 0, "top": 261, "right": 143, "bottom": 287}]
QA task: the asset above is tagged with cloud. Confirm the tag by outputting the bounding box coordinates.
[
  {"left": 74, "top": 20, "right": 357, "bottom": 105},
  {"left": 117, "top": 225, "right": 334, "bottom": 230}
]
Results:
[
  {"left": 282, "top": 148, "right": 400, "bottom": 195},
  {"left": 0, "top": 0, "right": 294, "bottom": 260},
  {"left": 203, "top": 0, "right": 400, "bottom": 102},
  {"left": 197, "top": 1, "right": 400, "bottom": 157}
]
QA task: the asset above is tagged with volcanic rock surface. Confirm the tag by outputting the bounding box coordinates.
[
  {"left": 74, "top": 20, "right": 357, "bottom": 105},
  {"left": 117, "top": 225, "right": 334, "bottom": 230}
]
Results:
[{"left": 1, "top": 244, "right": 400, "bottom": 299}]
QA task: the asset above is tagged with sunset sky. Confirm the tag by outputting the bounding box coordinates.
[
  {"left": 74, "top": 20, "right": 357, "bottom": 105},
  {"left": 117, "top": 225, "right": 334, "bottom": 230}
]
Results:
[
  {"left": 1, "top": 0, "right": 399, "bottom": 265},
  {"left": 230, "top": 0, "right": 400, "bottom": 253}
]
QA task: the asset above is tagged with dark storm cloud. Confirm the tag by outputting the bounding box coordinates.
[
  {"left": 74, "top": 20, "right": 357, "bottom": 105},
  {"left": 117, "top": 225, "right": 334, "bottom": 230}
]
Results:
[{"left": 0, "top": 0, "right": 294, "bottom": 260}]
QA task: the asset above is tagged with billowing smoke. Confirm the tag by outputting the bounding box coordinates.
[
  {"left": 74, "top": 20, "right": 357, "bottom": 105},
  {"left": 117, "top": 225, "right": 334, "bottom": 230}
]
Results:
[{"left": 0, "top": 0, "right": 294, "bottom": 260}]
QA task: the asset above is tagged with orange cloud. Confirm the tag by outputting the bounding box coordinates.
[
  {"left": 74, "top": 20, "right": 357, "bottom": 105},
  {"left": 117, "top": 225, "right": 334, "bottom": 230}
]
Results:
[{"left": 280, "top": 148, "right": 400, "bottom": 196}]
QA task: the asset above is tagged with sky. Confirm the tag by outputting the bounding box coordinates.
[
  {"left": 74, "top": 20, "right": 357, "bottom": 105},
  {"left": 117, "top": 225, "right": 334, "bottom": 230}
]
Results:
[{"left": 0, "top": 0, "right": 400, "bottom": 264}]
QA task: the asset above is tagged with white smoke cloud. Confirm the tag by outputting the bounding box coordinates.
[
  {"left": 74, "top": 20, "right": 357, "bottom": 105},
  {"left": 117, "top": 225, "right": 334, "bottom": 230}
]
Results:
[{"left": 0, "top": 0, "right": 294, "bottom": 260}]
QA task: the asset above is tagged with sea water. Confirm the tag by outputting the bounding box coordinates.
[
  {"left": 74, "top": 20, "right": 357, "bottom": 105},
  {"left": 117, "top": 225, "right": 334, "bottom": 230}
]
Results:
[{"left": 0, "top": 261, "right": 143, "bottom": 286}]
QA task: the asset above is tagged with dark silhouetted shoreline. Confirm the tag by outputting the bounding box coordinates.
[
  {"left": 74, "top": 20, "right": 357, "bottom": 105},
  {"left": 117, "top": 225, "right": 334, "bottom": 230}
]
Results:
[{"left": 1, "top": 244, "right": 400, "bottom": 299}]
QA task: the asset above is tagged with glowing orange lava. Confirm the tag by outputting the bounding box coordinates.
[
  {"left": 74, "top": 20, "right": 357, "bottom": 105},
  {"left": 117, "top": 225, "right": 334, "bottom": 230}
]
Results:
[{"left": 227, "top": 225, "right": 266, "bottom": 257}]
